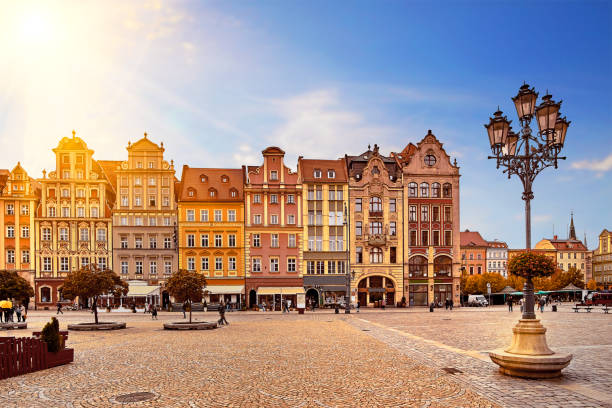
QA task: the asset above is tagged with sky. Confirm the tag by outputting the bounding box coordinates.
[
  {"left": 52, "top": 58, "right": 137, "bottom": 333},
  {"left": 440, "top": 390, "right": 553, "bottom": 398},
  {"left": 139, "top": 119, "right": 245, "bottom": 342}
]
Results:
[{"left": 0, "top": 0, "right": 610, "bottom": 249}]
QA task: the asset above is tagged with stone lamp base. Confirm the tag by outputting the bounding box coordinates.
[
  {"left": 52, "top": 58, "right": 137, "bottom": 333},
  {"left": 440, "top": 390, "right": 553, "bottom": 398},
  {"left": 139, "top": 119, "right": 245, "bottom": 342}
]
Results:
[{"left": 489, "top": 319, "right": 572, "bottom": 379}]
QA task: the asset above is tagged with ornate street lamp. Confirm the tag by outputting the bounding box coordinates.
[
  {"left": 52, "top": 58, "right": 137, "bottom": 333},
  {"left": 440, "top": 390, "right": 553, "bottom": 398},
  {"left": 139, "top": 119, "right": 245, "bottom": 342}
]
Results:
[{"left": 487, "top": 84, "right": 572, "bottom": 378}]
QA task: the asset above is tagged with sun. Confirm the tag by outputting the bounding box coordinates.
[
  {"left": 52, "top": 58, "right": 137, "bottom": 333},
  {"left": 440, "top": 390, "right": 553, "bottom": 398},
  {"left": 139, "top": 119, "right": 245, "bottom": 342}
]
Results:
[{"left": 19, "top": 9, "right": 53, "bottom": 43}]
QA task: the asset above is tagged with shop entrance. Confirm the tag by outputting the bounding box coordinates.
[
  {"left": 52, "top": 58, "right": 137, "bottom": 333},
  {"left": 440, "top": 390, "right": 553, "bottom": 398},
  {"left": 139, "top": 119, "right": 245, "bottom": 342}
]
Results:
[
  {"left": 306, "top": 288, "right": 319, "bottom": 308},
  {"left": 357, "top": 275, "right": 395, "bottom": 307}
]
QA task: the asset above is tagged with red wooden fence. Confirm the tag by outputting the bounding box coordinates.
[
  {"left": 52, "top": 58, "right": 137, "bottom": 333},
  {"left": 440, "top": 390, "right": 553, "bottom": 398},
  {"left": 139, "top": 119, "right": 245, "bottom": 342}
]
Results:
[{"left": 0, "top": 337, "right": 47, "bottom": 380}]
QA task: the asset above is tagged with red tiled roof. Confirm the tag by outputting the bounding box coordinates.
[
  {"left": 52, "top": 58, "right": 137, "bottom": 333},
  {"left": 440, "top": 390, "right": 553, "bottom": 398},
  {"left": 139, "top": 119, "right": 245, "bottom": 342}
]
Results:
[
  {"left": 97, "top": 160, "right": 121, "bottom": 191},
  {"left": 178, "top": 166, "right": 244, "bottom": 201},
  {"left": 299, "top": 158, "right": 348, "bottom": 182},
  {"left": 460, "top": 230, "right": 488, "bottom": 247},
  {"left": 548, "top": 239, "right": 588, "bottom": 251},
  {"left": 487, "top": 240, "right": 508, "bottom": 248}
]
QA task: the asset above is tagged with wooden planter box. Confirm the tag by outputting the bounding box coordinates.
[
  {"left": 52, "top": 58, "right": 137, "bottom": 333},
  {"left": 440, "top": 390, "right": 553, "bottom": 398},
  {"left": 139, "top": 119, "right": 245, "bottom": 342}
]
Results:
[{"left": 46, "top": 348, "right": 74, "bottom": 368}]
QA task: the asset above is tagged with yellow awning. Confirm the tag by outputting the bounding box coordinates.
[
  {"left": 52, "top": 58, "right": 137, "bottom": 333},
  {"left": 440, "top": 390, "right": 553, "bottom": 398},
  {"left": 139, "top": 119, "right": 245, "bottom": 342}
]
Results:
[
  {"left": 126, "top": 285, "right": 160, "bottom": 297},
  {"left": 205, "top": 285, "right": 244, "bottom": 295},
  {"left": 257, "top": 287, "right": 305, "bottom": 296}
]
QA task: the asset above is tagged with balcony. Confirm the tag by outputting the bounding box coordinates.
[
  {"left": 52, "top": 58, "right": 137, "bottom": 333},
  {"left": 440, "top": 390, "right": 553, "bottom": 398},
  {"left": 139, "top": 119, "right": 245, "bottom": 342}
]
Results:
[
  {"left": 369, "top": 211, "right": 383, "bottom": 218},
  {"left": 367, "top": 234, "right": 386, "bottom": 247}
]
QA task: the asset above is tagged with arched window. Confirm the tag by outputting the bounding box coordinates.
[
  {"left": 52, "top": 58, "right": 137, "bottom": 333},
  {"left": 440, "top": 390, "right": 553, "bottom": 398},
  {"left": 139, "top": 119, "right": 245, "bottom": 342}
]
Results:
[
  {"left": 208, "top": 188, "right": 217, "bottom": 198},
  {"left": 40, "top": 287, "right": 51, "bottom": 303},
  {"left": 420, "top": 182, "right": 429, "bottom": 197},
  {"left": 369, "top": 197, "right": 382, "bottom": 213},
  {"left": 230, "top": 188, "right": 238, "bottom": 198},
  {"left": 434, "top": 256, "right": 452, "bottom": 277},
  {"left": 200, "top": 174, "right": 207, "bottom": 183},
  {"left": 221, "top": 175, "right": 229, "bottom": 183},
  {"left": 408, "top": 182, "right": 418, "bottom": 197},
  {"left": 442, "top": 183, "right": 452, "bottom": 198},
  {"left": 409, "top": 256, "right": 427, "bottom": 278},
  {"left": 187, "top": 188, "right": 195, "bottom": 198},
  {"left": 370, "top": 247, "right": 383, "bottom": 263},
  {"left": 432, "top": 183, "right": 441, "bottom": 198}
]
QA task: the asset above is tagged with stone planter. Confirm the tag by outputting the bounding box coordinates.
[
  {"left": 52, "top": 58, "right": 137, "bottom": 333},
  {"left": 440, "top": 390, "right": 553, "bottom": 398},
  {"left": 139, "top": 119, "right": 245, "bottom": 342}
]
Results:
[
  {"left": 46, "top": 348, "right": 74, "bottom": 368},
  {"left": 67, "top": 322, "right": 127, "bottom": 331},
  {"left": 163, "top": 321, "right": 217, "bottom": 330},
  {"left": 0, "top": 322, "right": 27, "bottom": 330}
]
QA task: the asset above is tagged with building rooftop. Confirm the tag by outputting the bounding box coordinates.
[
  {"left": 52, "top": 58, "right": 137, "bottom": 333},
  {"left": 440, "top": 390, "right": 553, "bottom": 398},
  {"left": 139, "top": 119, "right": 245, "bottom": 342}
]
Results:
[{"left": 178, "top": 166, "right": 244, "bottom": 201}]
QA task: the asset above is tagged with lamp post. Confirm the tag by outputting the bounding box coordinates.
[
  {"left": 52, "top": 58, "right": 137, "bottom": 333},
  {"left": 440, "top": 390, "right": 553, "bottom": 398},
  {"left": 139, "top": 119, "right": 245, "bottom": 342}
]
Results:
[
  {"left": 487, "top": 83, "right": 572, "bottom": 378},
  {"left": 344, "top": 203, "right": 351, "bottom": 313}
]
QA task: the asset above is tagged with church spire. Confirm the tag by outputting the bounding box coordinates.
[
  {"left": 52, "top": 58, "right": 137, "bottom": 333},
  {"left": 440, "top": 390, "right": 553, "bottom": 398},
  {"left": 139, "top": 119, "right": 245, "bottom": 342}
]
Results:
[
  {"left": 569, "top": 212, "right": 576, "bottom": 240},
  {"left": 584, "top": 232, "right": 588, "bottom": 249}
]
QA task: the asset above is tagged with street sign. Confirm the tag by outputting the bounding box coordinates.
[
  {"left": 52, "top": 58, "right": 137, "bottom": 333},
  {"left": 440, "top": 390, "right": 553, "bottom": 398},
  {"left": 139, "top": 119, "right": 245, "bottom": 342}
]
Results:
[
  {"left": 487, "top": 287, "right": 492, "bottom": 294},
  {"left": 486, "top": 282, "right": 491, "bottom": 288}
]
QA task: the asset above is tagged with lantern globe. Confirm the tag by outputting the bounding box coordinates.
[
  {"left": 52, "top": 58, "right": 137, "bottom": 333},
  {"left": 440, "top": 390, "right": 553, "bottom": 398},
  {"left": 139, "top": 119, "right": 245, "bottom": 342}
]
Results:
[
  {"left": 505, "top": 130, "right": 519, "bottom": 156},
  {"left": 485, "top": 110, "right": 511, "bottom": 152},
  {"left": 512, "top": 84, "right": 538, "bottom": 120},
  {"left": 552, "top": 116, "right": 570, "bottom": 148},
  {"left": 535, "top": 94, "right": 561, "bottom": 135}
]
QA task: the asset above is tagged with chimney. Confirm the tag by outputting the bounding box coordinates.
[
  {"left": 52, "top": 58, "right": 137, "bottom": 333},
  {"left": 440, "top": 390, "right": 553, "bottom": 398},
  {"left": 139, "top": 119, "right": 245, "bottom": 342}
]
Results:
[{"left": 553, "top": 235, "right": 558, "bottom": 240}]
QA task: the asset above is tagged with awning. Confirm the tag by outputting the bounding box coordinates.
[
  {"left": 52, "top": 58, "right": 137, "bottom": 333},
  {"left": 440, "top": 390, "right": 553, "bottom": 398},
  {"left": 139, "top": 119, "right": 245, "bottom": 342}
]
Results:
[
  {"left": 257, "top": 287, "right": 305, "bottom": 296},
  {"left": 126, "top": 285, "right": 160, "bottom": 297},
  {"left": 320, "top": 285, "right": 347, "bottom": 292},
  {"left": 205, "top": 285, "right": 244, "bottom": 295}
]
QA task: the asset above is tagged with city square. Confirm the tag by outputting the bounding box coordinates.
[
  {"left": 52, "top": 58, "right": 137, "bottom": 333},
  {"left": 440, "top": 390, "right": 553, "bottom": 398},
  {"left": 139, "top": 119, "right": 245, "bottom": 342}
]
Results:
[{"left": 0, "top": 306, "right": 609, "bottom": 407}]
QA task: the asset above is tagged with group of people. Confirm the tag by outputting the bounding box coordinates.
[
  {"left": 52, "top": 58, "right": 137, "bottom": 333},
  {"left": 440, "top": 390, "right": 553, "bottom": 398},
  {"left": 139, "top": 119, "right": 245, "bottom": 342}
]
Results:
[
  {"left": 0, "top": 302, "right": 26, "bottom": 323},
  {"left": 507, "top": 296, "right": 551, "bottom": 313}
]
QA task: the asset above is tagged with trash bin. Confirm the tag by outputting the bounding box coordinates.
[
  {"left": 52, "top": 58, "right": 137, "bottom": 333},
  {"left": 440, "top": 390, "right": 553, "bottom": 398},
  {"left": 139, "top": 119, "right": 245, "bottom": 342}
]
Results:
[{"left": 552, "top": 305, "right": 557, "bottom": 312}]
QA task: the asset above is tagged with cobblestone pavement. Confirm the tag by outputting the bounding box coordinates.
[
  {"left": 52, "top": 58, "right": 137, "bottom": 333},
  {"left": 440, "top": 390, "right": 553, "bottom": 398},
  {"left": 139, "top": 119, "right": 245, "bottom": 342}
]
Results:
[
  {"left": 0, "top": 310, "right": 498, "bottom": 408},
  {"left": 346, "top": 304, "right": 612, "bottom": 408}
]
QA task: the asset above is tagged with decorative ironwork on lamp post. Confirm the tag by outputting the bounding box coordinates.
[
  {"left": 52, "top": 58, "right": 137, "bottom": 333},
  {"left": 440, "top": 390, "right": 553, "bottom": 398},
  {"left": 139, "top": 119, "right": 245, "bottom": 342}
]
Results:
[{"left": 486, "top": 83, "right": 570, "bottom": 319}]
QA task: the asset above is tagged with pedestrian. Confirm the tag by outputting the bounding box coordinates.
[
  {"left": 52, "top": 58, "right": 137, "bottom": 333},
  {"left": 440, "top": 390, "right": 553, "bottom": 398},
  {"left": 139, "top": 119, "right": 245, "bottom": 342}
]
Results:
[
  {"left": 507, "top": 296, "right": 513, "bottom": 312},
  {"left": 151, "top": 306, "right": 158, "bottom": 320},
  {"left": 182, "top": 301, "right": 187, "bottom": 318},
  {"left": 287, "top": 299, "right": 291, "bottom": 312},
  {"left": 450, "top": 298, "right": 454, "bottom": 310},
  {"left": 356, "top": 300, "right": 360, "bottom": 313},
  {"left": 539, "top": 297, "right": 545, "bottom": 313},
  {"left": 445, "top": 299, "right": 449, "bottom": 310},
  {"left": 218, "top": 302, "right": 228, "bottom": 326},
  {"left": 56, "top": 301, "right": 63, "bottom": 315},
  {"left": 519, "top": 298, "right": 524, "bottom": 313},
  {"left": 15, "top": 304, "right": 22, "bottom": 322},
  {"left": 22, "top": 306, "right": 27, "bottom": 322},
  {"left": 381, "top": 298, "right": 386, "bottom": 310}
]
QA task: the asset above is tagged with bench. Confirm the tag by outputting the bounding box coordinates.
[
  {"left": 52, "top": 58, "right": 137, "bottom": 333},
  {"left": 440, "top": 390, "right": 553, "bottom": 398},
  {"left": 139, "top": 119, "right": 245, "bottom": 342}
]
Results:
[
  {"left": 603, "top": 306, "right": 610, "bottom": 314},
  {"left": 572, "top": 305, "right": 593, "bottom": 313}
]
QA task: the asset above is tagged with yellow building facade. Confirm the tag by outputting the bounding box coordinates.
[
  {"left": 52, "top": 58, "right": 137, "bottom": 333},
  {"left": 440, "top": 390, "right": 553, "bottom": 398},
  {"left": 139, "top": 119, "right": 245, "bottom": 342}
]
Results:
[{"left": 593, "top": 229, "right": 612, "bottom": 289}]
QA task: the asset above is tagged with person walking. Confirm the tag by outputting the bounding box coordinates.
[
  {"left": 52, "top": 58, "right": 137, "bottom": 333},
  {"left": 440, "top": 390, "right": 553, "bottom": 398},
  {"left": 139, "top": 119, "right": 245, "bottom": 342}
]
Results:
[
  {"left": 56, "top": 302, "right": 63, "bottom": 315},
  {"left": 381, "top": 297, "right": 386, "bottom": 310},
  {"left": 445, "top": 299, "right": 449, "bottom": 310},
  {"left": 519, "top": 298, "right": 524, "bottom": 313},
  {"left": 151, "top": 306, "right": 158, "bottom": 320},
  {"left": 539, "top": 297, "right": 545, "bottom": 313},
  {"left": 450, "top": 298, "right": 454, "bottom": 311},
  {"left": 218, "top": 302, "right": 228, "bottom": 326},
  {"left": 182, "top": 301, "right": 187, "bottom": 318},
  {"left": 356, "top": 300, "right": 360, "bottom": 313},
  {"left": 507, "top": 296, "right": 513, "bottom": 312},
  {"left": 15, "top": 304, "right": 22, "bottom": 322}
]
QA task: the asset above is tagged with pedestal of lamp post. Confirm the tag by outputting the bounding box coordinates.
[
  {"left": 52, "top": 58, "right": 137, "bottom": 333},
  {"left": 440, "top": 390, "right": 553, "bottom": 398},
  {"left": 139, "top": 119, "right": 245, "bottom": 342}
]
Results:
[{"left": 489, "top": 318, "right": 572, "bottom": 378}]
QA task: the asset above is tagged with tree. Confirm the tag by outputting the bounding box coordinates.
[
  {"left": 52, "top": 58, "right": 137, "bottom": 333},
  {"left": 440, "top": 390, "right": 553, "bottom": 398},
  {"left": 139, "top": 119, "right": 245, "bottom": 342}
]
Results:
[
  {"left": 0, "top": 270, "right": 34, "bottom": 304},
  {"left": 60, "top": 266, "right": 128, "bottom": 324},
  {"left": 586, "top": 279, "right": 598, "bottom": 291},
  {"left": 478, "top": 272, "right": 506, "bottom": 294},
  {"left": 166, "top": 269, "right": 207, "bottom": 323},
  {"left": 463, "top": 274, "right": 482, "bottom": 295}
]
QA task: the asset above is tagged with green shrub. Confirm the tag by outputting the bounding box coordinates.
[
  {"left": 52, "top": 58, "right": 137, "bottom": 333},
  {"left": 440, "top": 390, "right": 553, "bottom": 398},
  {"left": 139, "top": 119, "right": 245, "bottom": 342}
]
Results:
[{"left": 41, "top": 317, "right": 63, "bottom": 352}]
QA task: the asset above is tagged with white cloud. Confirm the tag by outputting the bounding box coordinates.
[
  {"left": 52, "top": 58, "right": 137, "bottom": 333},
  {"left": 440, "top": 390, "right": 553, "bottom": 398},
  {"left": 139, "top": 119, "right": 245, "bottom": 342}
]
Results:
[{"left": 571, "top": 152, "right": 612, "bottom": 172}]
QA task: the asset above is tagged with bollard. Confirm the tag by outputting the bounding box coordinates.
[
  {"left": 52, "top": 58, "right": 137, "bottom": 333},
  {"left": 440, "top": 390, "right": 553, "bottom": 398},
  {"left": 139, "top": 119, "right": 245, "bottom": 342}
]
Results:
[{"left": 552, "top": 305, "right": 557, "bottom": 312}]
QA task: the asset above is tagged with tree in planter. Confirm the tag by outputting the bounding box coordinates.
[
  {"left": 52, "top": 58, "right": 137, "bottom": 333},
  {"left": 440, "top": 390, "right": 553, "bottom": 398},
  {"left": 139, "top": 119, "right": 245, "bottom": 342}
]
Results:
[
  {"left": 0, "top": 270, "right": 34, "bottom": 305},
  {"left": 60, "top": 266, "right": 128, "bottom": 324},
  {"left": 508, "top": 252, "right": 556, "bottom": 319},
  {"left": 166, "top": 269, "right": 207, "bottom": 324}
]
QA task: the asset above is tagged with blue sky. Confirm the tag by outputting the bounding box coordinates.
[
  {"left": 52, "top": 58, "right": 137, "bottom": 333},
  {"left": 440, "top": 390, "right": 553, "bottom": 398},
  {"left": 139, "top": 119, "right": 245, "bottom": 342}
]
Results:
[{"left": 0, "top": 0, "right": 610, "bottom": 248}]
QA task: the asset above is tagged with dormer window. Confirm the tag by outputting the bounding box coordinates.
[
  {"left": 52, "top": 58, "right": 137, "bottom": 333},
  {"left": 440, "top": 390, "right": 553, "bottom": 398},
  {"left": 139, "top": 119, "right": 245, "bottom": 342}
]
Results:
[
  {"left": 221, "top": 176, "right": 229, "bottom": 183},
  {"left": 187, "top": 188, "right": 195, "bottom": 197},
  {"left": 230, "top": 189, "right": 238, "bottom": 198},
  {"left": 270, "top": 170, "right": 278, "bottom": 181},
  {"left": 327, "top": 169, "right": 335, "bottom": 178},
  {"left": 209, "top": 188, "right": 217, "bottom": 198},
  {"left": 200, "top": 174, "right": 207, "bottom": 183},
  {"left": 314, "top": 169, "right": 322, "bottom": 178}
]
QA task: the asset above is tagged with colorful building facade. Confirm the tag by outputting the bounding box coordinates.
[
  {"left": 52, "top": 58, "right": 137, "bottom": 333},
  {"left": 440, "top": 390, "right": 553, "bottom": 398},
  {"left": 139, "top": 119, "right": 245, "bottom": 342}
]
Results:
[
  {"left": 177, "top": 166, "right": 245, "bottom": 307},
  {"left": 0, "top": 163, "right": 39, "bottom": 292},
  {"left": 486, "top": 240, "right": 508, "bottom": 277},
  {"left": 460, "top": 230, "right": 488, "bottom": 276},
  {"left": 34, "top": 132, "right": 115, "bottom": 308},
  {"left": 244, "top": 147, "right": 303, "bottom": 310},
  {"left": 593, "top": 229, "right": 612, "bottom": 289},
  {"left": 298, "top": 158, "right": 349, "bottom": 307}
]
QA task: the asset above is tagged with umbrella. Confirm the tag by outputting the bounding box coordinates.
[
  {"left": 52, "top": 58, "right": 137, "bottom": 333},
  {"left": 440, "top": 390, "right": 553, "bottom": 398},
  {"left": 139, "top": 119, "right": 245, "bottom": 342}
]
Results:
[{"left": 0, "top": 300, "right": 12, "bottom": 309}]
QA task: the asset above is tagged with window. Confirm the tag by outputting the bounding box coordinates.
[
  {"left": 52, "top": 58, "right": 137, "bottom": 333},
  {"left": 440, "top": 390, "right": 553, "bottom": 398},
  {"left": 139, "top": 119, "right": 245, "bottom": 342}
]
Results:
[
  {"left": 370, "top": 222, "right": 383, "bottom": 235},
  {"left": 421, "top": 230, "right": 429, "bottom": 246},
  {"left": 215, "top": 257, "right": 223, "bottom": 270},
  {"left": 369, "top": 197, "right": 382, "bottom": 212},
  {"left": 421, "top": 206, "right": 429, "bottom": 221},
  {"left": 6, "top": 225, "right": 14, "bottom": 238},
  {"left": 209, "top": 189, "right": 217, "bottom": 198},
  {"left": 420, "top": 183, "right": 429, "bottom": 197},
  {"left": 271, "top": 234, "right": 279, "bottom": 248},
  {"left": 270, "top": 258, "right": 279, "bottom": 272},
  {"left": 338, "top": 261, "right": 345, "bottom": 274},
  {"left": 164, "top": 217, "right": 171, "bottom": 226},
  {"left": 288, "top": 234, "right": 296, "bottom": 248},
  {"left": 201, "top": 257, "right": 209, "bottom": 270},
  {"left": 21, "top": 250, "right": 29, "bottom": 263},
  {"left": 316, "top": 236, "right": 323, "bottom": 251},
  {"left": 43, "top": 257, "right": 52, "bottom": 271},
  {"left": 356, "top": 247, "right": 363, "bottom": 263},
  {"left": 61, "top": 207, "right": 70, "bottom": 217},
  {"left": 135, "top": 217, "right": 144, "bottom": 226},
  {"left": 200, "top": 210, "right": 209, "bottom": 222},
  {"left": 307, "top": 261, "right": 315, "bottom": 274},
  {"left": 229, "top": 257, "right": 236, "bottom": 271},
  {"left": 6, "top": 204, "right": 14, "bottom": 215},
  {"left": 149, "top": 236, "right": 157, "bottom": 249},
  {"left": 270, "top": 214, "right": 278, "bottom": 224},
  {"left": 79, "top": 228, "right": 88, "bottom": 241},
  {"left": 314, "top": 169, "right": 322, "bottom": 178},
  {"left": 165, "top": 261, "right": 172, "bottom": 275},
  {"left": 6, "top": 250, "right": 15, "bottom": 264},
  {"left": 424, "top": 154, "right": 436, "bottom": 166},
  {"left": 270, "top": 194, "right": 278, "bottom": 204},
  {"left": 432, "top": 183, "right": 441, "bottom": 198},
  {"left": 77, "top": 189, "right": 85, "bottom": 198},
  {"left": 287, "top": 194, "right": 295, "bottom": 204},
  {"left": 48, "top": 207, "right": 56, "bottom": 217},
  {"left": 316, "top": 189, "right": 323, "bottom": 200},
  {"left": 63, "top": 171, "right": 70, "bottom": 179},
  {"left": 287, "top": 214, "right": 295, "bottom": 224},
  {"left": 96, "top": 228, "right": 106, "bottom": 242},
  {"left": 270, "top": 170, "right": 278, "bottom": 181},
  {"left": 409, "top": 206, "right": 417, "bottom": 222},
  {"left": 328, "top": 261, "right": 336, "bottom": 274},
  {"left": 442, "top": 183, "right": 452, "bottom": 198},
  {"left": 228, "top": 210, "right": 236, "bottom": 222},
  {"left": 252, "top": 234, "right": 260, "bottom": 247},
  {"left": 135, "top": 237, "right": 143, "bottom": 248},
  {"left": 186, "top": 210, "right": 195, "bottom": 222},
  {"left": 409, "top": 256, "right": 427, "bottom": 278},
  {"left": 287, "top": 258, "right": 296, "bottom": 272},
  {"left": 149, "top": 161, "right": 154, "bottom": 169},
  {"left": 356, "top": 221, "right": 362, "bottom": 236},
  {"left": 252, "top": 258, "right": 261, "bottom": 272},
  {"left": 432, "top": 206, "right": 440, "bottom": 222},
  {"left": 121, "top": 216, "right": 128, "bottom": 226},
  {"left": 99, "top": 258, "right": 108, "bottom": 270},
  {"left": 137, "top": 162, "right": 143, "bottom": 169},
  {"left": 389, "top": 198, "right": 396, "bottom": 213},
  {"left": 230, "top": 189, "right": 237, "bottom": 198},
  {"left": 214, "top": 210, "right": 222, "bottom": 222},
  {"left": 316, "top": 261, "right": 324, "bottom": 274},
  {"left": 408, "top": 182, "right": 418, "bottom": 197},
  {"left": 329, "top": 189, "right": 336, "bottom": 201},
  {"left": 42, "top": 228, "right": 51, "bottom": 241},
  {"left": 228, "top": 234, "right": 236, "bottom": 247},
  {"left": 390, "top": 247, "right": 397, "bottom": 263},
  {"left": 121, "top": 236, "right": 128, "bottom": 248},
  {"left": 370, "top": 247, "right": 383, "bottom": 263},
  {"left": 215, "top": 234, "right": 222, "bottom": 247},
  {"left": 60, "top": 257, "right": 69, "bottom": 272},
  {"left": 149, "top": 217, "right": 156, "bottom": 226},
  {"left": 327, "top": 169, "right": 335, "bottom": 178},
  {"left": 433, "top": 230, "right": 440, "bottom": 246},
  {"left": 187, "top": 257, "right": 195, "bottom": 271},
  {"left": 148, "top": 177, "right": 156, "bottom": 186},
  {"left": 164, "top": 237, "right": 172, "bottom": 249},
  {"left": 150, "top": 262, "right": 157, "bottom": 275},
  {"left": 91, "top": 207, "right": 99, "bottom": 218},
  {"left": 134, "top": 195, "right": 142, "bottom": 206},
  {"left": 390, "top": 222, "right": 396, "bottom": 236},
  {"left": 188, "top": 189, "right": 194, "bottom": 197},
  {"left": 163, "top": 196, "right": 169, "bottom": 206},
  {"left": 253, "top": 214, "right": 262, "bottom": 225},
  {"left": 477, "top": 266, "right": 482, "bottom": 274},
  {"left": 410, "top": 230, "right": 417, "bottom": 246},
  {"left": 135, "top": 176, "right": 142, "bottom": 185},
  {"left": 120, "top": 261, "right": 129, "bottom": 275},
  {"left": 444, "top": 206, "right": 452, "bottom": 222},
  {"left": 355, "top": 198, "right": 362, "bottom": 212},
  {"left": 149, "top": 195, "right": 156, "bottom": 207},
  {"left": 253, "top": 194, "right": 261, "bottom": 204},
  {"left": 187, "top": 234, "right": 195, "bottom": 247},
  {"left": 20, "top": 205, "right": 28, "bottom": 215}
]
